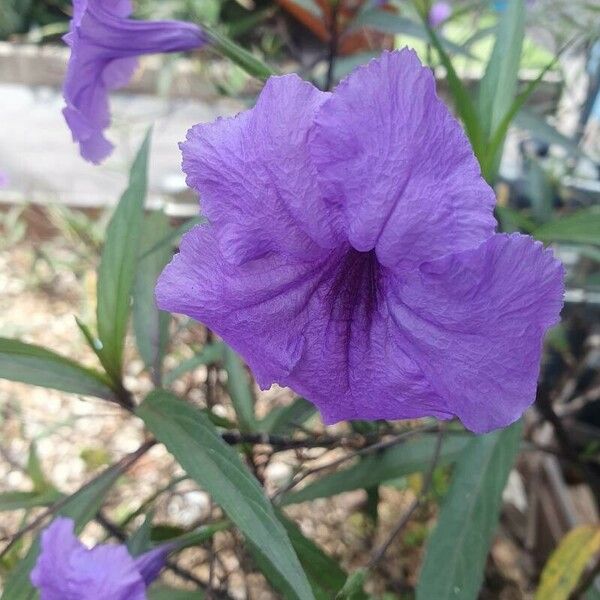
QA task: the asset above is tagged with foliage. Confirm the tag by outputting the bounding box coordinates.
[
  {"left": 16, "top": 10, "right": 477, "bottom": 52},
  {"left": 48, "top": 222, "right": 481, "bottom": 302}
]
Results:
[{"left": 1, "top": 0, "right": 599, "bottom": 598}]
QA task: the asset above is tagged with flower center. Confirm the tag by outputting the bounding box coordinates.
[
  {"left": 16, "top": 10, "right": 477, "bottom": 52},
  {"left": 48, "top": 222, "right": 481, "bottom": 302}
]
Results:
[{"left": 326, "top": 248, "right": 381, "bottom": 326}]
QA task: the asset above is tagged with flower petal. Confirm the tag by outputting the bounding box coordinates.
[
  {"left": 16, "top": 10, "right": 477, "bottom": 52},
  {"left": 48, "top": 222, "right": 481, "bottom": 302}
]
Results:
[
  {"left": 157, "top": 227, "right": 452, "bottom": 424},
  {"left": 309, "top": 49, "right": 496, "bottom": 269},
  {"left": 156, "top": 225, "right": 326, "bottom": 387},
  {"left": 69, "top": 544, "right": 146, "bottom": 600},
  {"left": 30, "top": 518, "right": 83, "bottom": 599},
  {"left": 180, "top": 75, "right": 342, "bottom": 265},
  {"left": 63, "top": 0, "right": 204, "bottom": 163},
  {"left": 388, "top": 234, "right": 564, "bottom": 433}
]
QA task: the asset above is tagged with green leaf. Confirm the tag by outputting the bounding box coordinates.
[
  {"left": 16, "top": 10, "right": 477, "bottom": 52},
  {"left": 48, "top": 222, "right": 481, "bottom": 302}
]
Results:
[
  {"left": 335, "top": 569, "right": 368, "bottom": 599},
  {"left": 1, "top": 454, "right": 126, "bottom": 599},
  {"left": 482, "top": 56, "right": 558, "bottom": 181},
  {"left": 223, "top": 347, "right": 257, "bottom": 432},
  {"left": 203, "top": 25, "right": 276, "bottom": 80},
  {"left": 163, "top": 343, "right": 224, "bottom": 386},
  {"left": 133, "top": 211, "right": 172, "bottom": 379},
  {"left": 139, "top": 215, "right": 205, "bottom": 261},
  {"left": 477, "top": 0, "right": 525, "bottom": 140},
  {"left": 0, "top": 338, "right": 113, "bottom": 399},
  {"left": 127, "top": 512, "right": 154, "bottom": 556},
  {"left": 278, "top": 511, "right": 359, "bottom": 599},
  {"left": 148, "top": 586, "right": 204, "bottom": 600},
  {"left": 416, "top": 421, "right": 523, "bottom": 600},
  {"left": 534, "top": 208, "right": 600, "bottom": 246},
  {"left": 515, "top": 109, "right": 586, "bottom": 158},
  {"left": 281, "top": 434, "right": 468, "bottom": 505},
  {"left": 259, "top": 397, "right": 316, "bottom": 435},
  {"left": 137, "top": 390, "right": 315, "bottom": 600},
  {"left": 96, "top": 130, "right": 151, "bottom": 381},
  {"left": 26, "top": 443, "right": 50, "bottom": 493},
  {"left": 0, "top": 489, "right": 62, "bottom": 512}
]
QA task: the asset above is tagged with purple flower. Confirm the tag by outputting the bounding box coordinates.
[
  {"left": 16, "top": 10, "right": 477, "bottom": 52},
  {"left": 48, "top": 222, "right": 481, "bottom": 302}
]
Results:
[
  {"left": 156, "top": 50, "right": 564, "bottom": 434},
  {"left": 63, "top": 0, "right": 205, "bottom": 163},
  {"left": 428, "top": 2, "right": 451, "bottom": 27},
  {"left": 30, "top": 517, "right": 171, "bottom": 599}
]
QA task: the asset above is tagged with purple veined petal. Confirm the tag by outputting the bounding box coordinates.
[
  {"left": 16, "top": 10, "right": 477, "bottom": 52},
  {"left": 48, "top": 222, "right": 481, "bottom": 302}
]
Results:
[
  {"left": 180, "top": 74, "right": 344, "bottom": 266},
  {"left": 387, "top": 233, "right": 564, "bottom": 433},
  {"left": 428, "top": 1, "right": 452, "bottom": 27},
  {"left": 63, "top": 0, "right": 206, "bottom": 163},
  {"left": 156, "top": 226, "right": 454, "bottom": 424},
  {"left": 30, "top": 517, "right": 84, "bottom": 599},
  {"left": 68, "top": 544, "right": 147, "bottom": 600},
  {"left": 30, "top": 517, "right": 148, "bottom": 600},
  {"left": 308, "top": 49, "right": 497, "bottom": 271}
]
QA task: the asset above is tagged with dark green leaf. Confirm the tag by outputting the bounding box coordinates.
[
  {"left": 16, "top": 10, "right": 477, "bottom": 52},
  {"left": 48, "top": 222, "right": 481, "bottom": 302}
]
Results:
[
  {"left": 477, "top": 0, "right": 525, "bottom": 140},
  {"left": 278, "top": 511, "right": 359, "bottom": 599},
  {"left": 416, "top": 421, "right": 523, "bottom": 600},
  {"left": 335, "top": 569, "right": 367, "bottom": 599},
  {"left": 0, "top": 338, "right": 113, "bottom": 399},
  {"left": 259, "top": 397, "right": 316, "bottom": 435},
  {"left": 133, "top": 211, "right": 172, "bottom": 379},
  {"left": 535, "top": 208, "right": 600, "bottom": 246},
  {"left": 139, "top": 215, "right": 205, "bottom": 261},
  {"left": 223, "top": 347, "right": 257, "bottom": 432},
  {"left": 96, "top": 130, "right": 151, "bottom": 381},
  {"left": 203, "top": 26, "right": 276, "bottom": 80},
  {"left": 1, "top": 454, "right": 126, "bottom": 599},
  {"left": 281, "top": 434, "right": 468, "bottom": 505},
  {"left": 0, "top": 489, "right": 62, "bottom": 513},
  {"left": 163, "top": 343, "right": 225, "bottom": 386},
  {"left": 137, "top": 391, "right": 314, "bottom": 600}
]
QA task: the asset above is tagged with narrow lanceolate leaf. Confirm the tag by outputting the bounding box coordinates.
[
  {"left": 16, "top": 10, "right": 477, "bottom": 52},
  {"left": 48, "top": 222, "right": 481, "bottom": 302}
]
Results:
[
  {"left": 535, "top": 207, "right": 600, "bottom": 246},
  {"left": 96, "top": 130, "right": 151, "bottom": 381},
  {"left": 281, "top": 434, "right": 468, "bottom": 505},
  {"left": 259, "top": 397, "right": 316, "bottom": 435},
  {"left": 223, "top": 346, "right": 257, "bottom": 432},
  {"left": 477, "top": 0, "right": 525, "bottom": 140},
  {"left": 535, "top": 526, "right": 600, "bottom": 600},
  {"left": 0, "top": 489, "right": 62, "bottom": 512},
  {"left": 133, "top": 211, "right": 172, "bottom": 381},
  {"left": 0, "top": 338, "right": 113, "bottom": 399},
  {"left": 278, "top": 512, "right": 364, "bottom": 600},
  {"left": 203, "top": 25, "right": 276, "bottom": 80},
  {"left": 416, "top": 421, "right": 523, "bottom": 600},
  {"left": 137, "top": 391, "right": 315, "bottom": 600},
  {"left": 163, "top": 343, "right": 225, "bottom": 386},
  {"left": 1, "top": 453, "right": 127, "bottom": 600}
]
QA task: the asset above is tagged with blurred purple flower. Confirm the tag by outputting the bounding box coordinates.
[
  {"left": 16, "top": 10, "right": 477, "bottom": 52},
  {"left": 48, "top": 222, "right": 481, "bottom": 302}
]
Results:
[
  {"left": 31, "top": 517, "right": 171, "bottom": 599},
  {"left": 156, "top": 50, "right": 564, "bottom": 434},
  {"left": 428, "top": 1, "right": 451, "bottom": 27},
  {"left": 63, "top": 0, "right": 205, "bottom": 163},
  {"left": 0, "top": 171, "right": 8, "bottom": 188}
]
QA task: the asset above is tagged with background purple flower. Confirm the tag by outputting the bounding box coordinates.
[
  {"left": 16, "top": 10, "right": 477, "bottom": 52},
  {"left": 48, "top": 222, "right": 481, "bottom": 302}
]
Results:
[
  {"left": 156, "top": 50, "right": 564, "bottom": 434},
  {"left": 428, "top": 2, "right": 452, "bottom": 27},
  {"left": 63, "top": 0, "right": 205, "bottom": 163},
  {"left": 30, "top": 517, "right": 170, "bottom": 599}
]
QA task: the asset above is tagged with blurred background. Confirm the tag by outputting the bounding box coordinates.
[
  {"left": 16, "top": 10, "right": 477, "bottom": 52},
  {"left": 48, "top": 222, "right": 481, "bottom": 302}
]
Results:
[{"left": 0, "top": 1, "right": 599, "bottom": 598}]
